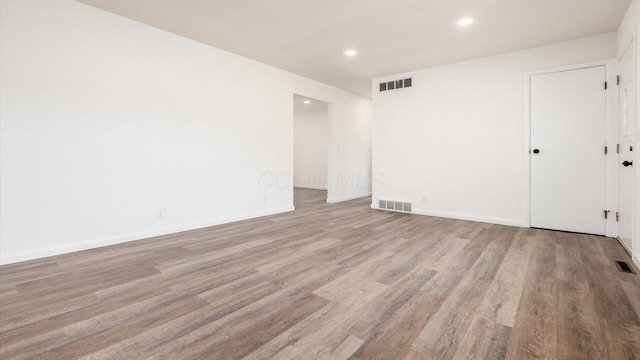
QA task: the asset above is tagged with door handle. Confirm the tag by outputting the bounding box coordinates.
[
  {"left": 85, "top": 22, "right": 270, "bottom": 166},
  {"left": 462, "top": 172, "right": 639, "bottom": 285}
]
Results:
[
  {"left": 622, "top": 161, "right": 633, "bottom": 167},
  {"left": 532, "top": 149, "right": 540, "bottom": 154}
]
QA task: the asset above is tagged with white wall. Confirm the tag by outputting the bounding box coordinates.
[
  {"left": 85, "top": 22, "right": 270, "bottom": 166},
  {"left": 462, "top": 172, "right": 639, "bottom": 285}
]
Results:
[
  {"left": 294, "top": 108, "right": 328, "bottom": 190},
  {"left": 617, "top": 0, "right": 640, "bottom": 266},
  {"left": 0, "top": 0, "right": 372, "bottom": 264},
  {"left": 372, "top": 33, "right": 617, "bottom": 227}
]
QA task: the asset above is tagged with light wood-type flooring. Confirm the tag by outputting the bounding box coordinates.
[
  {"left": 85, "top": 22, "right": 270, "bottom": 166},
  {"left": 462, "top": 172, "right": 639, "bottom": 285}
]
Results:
[{"left": 1, "top": 188, "right": 640, "bottom": 359}]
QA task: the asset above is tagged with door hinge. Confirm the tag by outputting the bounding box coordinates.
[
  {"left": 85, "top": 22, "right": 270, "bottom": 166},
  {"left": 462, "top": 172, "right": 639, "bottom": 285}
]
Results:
[
  {"left": 604, "top": 210, "right": 610, "bottom": 219},
  {"left": 617, "top": 144, "right": 621, "bottom": 154},
  {"left": 604, "top": 81, "right": 608, "bottom": 90},
  {"left": 616, "top": 212, "right": 620, "bottom": 222},
  {"left": 617, "top": 75, "right": 620, "bottom": 85},
  {"left": 605, "top": 146, "right": 608, "bottom": 155}
]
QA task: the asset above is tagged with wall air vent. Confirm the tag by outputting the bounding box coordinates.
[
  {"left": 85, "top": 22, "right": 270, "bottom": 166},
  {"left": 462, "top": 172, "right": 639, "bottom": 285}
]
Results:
[
  {"left": 379, "top": 78, "right": 412, "bottom": 92},
  {"left": 378, "top": 199, "right": 412, "bottom": 213}
]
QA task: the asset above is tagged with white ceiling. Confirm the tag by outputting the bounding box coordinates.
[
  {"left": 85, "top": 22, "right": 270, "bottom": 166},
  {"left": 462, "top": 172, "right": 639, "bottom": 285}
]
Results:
[
  {"left": 77, "top": 0, "right": 631, "bottom": 98},
  {"left": 294, "top": 94, "right": 329, "bottom": 113}
]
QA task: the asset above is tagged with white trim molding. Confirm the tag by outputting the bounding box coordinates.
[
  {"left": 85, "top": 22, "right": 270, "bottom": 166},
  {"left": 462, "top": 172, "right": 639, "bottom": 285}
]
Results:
[
  {"left": 327, "top": 192, "right": 371, "bottom": 204},
  {"left": 524, "top": 59, "right": 618, "bottom": 237},
  {"left": 0, "top": 206, "right": 294, "bottom": 265},
  {"left": 294, "top": 184, "right": 328, "bottom": 190}
]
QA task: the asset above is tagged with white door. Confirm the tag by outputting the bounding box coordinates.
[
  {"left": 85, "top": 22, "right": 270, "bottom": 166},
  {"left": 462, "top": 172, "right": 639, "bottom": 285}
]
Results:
[
  {"left": 618, "top": 43, "right": 635, "bottom": 253},
  {"left": 531, "top": 66, "right": 607, "bottom": 235}
]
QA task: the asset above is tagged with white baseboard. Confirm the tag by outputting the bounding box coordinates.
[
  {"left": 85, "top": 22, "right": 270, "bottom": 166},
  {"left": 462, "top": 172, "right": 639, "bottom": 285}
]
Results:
[
  {"left": 616, "top": 237, "right": 633, "bottom": 257},
  {"left": 370, "top": 204, "right": 526, "bottom": 228},
  {"left": 294, "top": 184, "right": 328, "bottom": 190},
  {"left": 327, "top": 192, "right": 371, "bottom": 204},
  {"left": 608, "top": 239, "right": 640, "bottom": 269},
  {"left": 615, "top": 239, "right": 640, "bottom": 273},
  {"left": 0, "top": 206, "right": 295, "bottom": 265},
  {"left": 413, "top": 209, "right": 526, "bottom": 227}
]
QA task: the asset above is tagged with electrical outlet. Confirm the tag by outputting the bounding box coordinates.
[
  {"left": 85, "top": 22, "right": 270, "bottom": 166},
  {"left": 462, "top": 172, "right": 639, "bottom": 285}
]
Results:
[
  {"left": 421, "top": 195, "right": 427, "bottom": 203},
  {"left": 157, "top": 209, "right": 164, "bottom": 219}
]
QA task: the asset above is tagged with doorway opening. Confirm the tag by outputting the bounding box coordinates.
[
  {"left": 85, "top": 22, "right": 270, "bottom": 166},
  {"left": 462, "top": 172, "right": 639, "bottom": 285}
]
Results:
[{"left": 293, "top": 94, "right": 329, "bottom": 208}]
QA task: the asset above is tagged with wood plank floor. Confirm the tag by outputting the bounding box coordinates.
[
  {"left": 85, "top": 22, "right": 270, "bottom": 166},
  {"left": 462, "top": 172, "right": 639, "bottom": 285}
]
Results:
[{"left": 1, "top": 188, "right": 639, "bottom": 359}]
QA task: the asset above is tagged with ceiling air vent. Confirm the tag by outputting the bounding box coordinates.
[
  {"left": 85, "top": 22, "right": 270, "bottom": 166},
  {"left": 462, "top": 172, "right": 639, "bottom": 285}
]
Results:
[{"left": 379, "top": 78, "right": 412, "bottom": 92}]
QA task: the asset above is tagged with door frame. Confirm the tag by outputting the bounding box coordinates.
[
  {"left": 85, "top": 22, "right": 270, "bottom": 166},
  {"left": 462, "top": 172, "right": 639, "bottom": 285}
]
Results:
[
  {"left": 524, "top": 60, "right": 618, "bottom": 237},
  {"left": 292, "top": 93, "right": 333, "bottom": 204},
  {"left": 617, "top": 40, "right": 636, "bottom": 256}
]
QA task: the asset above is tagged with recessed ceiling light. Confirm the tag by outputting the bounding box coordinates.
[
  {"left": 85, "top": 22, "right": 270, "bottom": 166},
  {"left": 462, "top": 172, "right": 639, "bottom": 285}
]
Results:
[
  {"left": 303, "top": 100, "right": 311, "bottom": 105},
  {"left": 344, "top": 49, "right": 357, "bottom": 57},
  {"left": 457, "top": 18, "right": 474, "bottom": 26}
]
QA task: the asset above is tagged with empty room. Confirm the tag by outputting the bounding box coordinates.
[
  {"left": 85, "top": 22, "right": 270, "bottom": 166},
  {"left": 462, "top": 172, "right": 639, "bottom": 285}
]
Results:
[{"left": 1, "top": 0, "right": 640, "bottom": 359}]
